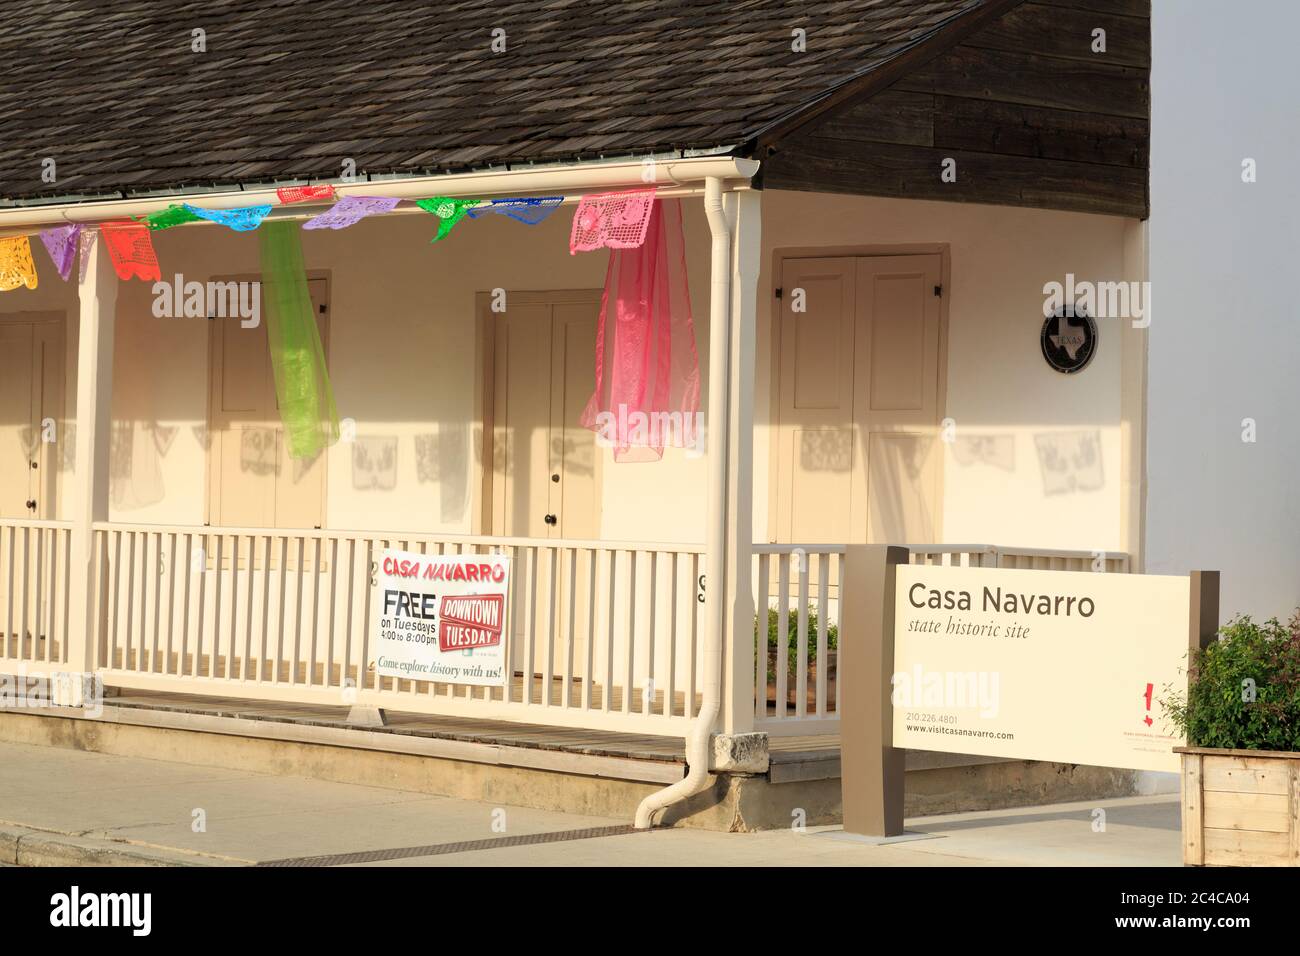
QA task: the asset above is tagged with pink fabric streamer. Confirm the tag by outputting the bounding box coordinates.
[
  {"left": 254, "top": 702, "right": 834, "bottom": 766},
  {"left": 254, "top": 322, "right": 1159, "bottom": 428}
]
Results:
[
  {"left": 580, "top": 199, "right": 700, "bottom": 462},
  {"left": 569, "top": 187, "right": 656, "bottom": 253}
]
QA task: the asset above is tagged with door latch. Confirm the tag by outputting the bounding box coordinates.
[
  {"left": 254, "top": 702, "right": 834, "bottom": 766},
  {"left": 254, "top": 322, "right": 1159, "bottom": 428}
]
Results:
[
  {"left": 25, "top": 499, "right": 37, "bottom": 511},
  {"left": 544, "top": 514, "right": 557, "bottom": 526}
]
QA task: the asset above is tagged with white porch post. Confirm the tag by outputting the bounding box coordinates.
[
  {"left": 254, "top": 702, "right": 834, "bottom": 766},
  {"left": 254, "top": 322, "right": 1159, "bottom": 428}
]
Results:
[
  {"left": 723, "top": 190, "right": 761, "bottom": 735},
  {"left": 59, "top": 235, "right": 117, "bottom": 705}
]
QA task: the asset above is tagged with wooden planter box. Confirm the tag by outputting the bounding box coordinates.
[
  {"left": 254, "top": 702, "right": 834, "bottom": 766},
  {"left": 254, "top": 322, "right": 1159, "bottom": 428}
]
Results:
[{"left": 1179, "top": 747, "right": 1300, "bottom": 866}]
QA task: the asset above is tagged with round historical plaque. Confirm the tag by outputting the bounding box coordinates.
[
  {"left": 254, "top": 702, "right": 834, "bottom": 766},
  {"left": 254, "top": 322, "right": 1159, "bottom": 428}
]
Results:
[{"left": 1040, "top": 307, "right": 1097, "bottom": 374}]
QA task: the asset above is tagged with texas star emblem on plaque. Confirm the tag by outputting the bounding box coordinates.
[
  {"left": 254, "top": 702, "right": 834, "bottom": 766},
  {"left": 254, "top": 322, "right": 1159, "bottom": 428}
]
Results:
[{"left": 1041, "top": 307, "right": 1097, "bottom": 374}]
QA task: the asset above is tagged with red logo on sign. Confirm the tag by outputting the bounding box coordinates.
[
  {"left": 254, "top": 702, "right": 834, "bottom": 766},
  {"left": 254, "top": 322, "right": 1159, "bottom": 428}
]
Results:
[{"left": 438, "top": 594, "right": 505, "bottom": 652}]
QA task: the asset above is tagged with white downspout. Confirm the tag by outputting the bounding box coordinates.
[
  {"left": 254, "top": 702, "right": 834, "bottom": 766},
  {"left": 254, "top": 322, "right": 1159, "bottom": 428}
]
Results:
[{"left": 634, "top": 176, "right": 731, "bottom": 829}]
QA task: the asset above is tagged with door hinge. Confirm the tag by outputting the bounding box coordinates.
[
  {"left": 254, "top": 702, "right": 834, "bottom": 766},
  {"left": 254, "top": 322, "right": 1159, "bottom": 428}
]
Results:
[
  {"left": 934, "top": 284, "right": 942, "bottom": 298},
  {"left": 774, "top": 287, "right": 783, "bottom": 299}
]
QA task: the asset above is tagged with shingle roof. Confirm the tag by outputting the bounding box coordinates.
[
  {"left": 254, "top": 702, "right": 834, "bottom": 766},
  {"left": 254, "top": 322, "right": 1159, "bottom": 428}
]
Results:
[{"left": 0, "top": 0, "right": 994, "bottom": 203}]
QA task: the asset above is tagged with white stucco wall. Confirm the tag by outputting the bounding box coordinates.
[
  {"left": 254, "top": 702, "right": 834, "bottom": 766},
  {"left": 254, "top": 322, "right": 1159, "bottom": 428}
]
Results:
[
  {"left": 756, "top": 190, "right": 1140, "bottom": 556},
  {"left": 1146, "top": 0, "right": 1300, "bottom": 619},
  {"left": 0, "top": 206, "right": 715, "bottom": 537},
  {"left": 2, "top": 187, "right": 1140, "bottom": 555}
]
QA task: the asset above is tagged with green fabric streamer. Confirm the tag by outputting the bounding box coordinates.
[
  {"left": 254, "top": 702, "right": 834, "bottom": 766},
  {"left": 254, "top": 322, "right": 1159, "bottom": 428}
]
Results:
[
  {"left": 259, "top": 221, "right": 339, "bottom": 459},
  {"left": 415, "top": 197, "right": 481, "bottom": 242},
  {"left": 139, "top": 203, "right": 203, "bottom": 230}
]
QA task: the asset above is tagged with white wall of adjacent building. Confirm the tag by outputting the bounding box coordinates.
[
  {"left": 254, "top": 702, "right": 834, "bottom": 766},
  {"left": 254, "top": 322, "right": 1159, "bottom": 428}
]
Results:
[{"left": 1146, "top": 0, "right": 1300, "bottom": 619}]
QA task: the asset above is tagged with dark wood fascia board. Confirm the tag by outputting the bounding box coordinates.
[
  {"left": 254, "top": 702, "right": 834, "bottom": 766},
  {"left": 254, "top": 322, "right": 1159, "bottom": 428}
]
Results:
[{"left": 744, "top": 0, "right": 1029, "bottom": 156}]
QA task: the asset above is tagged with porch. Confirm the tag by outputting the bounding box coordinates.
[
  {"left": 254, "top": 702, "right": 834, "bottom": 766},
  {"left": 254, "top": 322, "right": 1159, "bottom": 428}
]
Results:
[{"left": 0, "top": 162, "right": 1144, "bottom": 827}]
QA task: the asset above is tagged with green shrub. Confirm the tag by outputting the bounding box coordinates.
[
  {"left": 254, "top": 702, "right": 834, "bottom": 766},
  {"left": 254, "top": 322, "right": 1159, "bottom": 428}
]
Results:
[
  {"left": 1161, "top": 613, "right": 1300, "bottom": 752},
  {"left": 755, "top": 606, "right": 839, "bottom": 681}
]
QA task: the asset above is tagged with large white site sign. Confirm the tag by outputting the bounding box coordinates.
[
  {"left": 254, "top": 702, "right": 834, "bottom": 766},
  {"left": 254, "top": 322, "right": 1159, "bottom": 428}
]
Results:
[
  {"left": 371, "top": 549, "right": 511, "bottom": 687},
  {"left": 892, "top": 564, "right": 1190, "bottom": 773}
]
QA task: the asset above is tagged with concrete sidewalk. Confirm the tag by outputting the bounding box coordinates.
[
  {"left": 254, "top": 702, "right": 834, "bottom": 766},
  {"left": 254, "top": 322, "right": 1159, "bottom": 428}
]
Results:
[{"left": 0, "top": 741, "right": 1181, "bottom": 866}]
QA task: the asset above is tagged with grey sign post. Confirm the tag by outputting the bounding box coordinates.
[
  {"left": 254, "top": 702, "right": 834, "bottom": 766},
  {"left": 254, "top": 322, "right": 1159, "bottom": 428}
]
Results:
[{"left": 839, "top": 544, "right": 908, "bottom": 838}]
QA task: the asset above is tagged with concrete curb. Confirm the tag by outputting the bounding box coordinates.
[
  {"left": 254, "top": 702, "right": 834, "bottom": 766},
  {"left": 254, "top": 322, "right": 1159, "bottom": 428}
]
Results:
[{"left": 0, "top": 824, "right": 238, "bottom": 868}]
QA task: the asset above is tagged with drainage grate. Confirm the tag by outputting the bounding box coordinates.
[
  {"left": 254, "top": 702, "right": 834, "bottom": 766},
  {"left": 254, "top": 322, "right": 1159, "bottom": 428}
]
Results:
[{"left": 256, "top": 824, "right": 641, "bottom": 867}]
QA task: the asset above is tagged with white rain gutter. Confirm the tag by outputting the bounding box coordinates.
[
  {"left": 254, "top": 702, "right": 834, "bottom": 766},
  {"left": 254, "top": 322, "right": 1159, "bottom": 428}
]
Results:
[
  {"left": 634, "top": 175, "right": 731, "bottom": 829},
  {"left": 0, "top": 156, "right": 758, "bottom": 229}
]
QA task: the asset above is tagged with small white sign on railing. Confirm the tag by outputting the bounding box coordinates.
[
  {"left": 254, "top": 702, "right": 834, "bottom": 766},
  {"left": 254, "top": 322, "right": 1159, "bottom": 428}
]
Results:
[
  {"left": 892, "top": 564, "right": 1189, "bottom": 773},
  {"left": 371, "top": 549, "right": 511, "bottom": 687}
]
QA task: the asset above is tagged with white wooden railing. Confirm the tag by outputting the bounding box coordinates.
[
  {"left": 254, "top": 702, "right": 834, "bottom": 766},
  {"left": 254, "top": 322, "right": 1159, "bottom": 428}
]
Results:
[
  {"left": 909, "top": 544, "right": 1130, "bottom": 573},
  {"left": 0, "top": 516, "right": 1130, "bottom": 741},
  {"left": 91, "top": 523, "right": 704, "bottom": 735},
  {"left": 0, "top": 518, "right": 72, "bottom": 671},
  {"left": 753, "top": 542, "right": 1131, "bottom": 736}
]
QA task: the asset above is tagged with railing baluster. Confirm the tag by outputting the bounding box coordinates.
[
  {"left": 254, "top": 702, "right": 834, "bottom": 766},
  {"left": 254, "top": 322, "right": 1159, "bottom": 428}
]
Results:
[
  {"left": 324, "top": 536, "right": 338, "bottom": 690},
  {"left": 19, "top": 527, "right": 30, "bottom": 662},
  {"left": 542, "top": 546, "right": 557, "bottom": 707},
  {"left": 603, "top": 549, "right": 616, "bottom": 713},
  {"left": 223, "top": 533, "right": 237, "bottom": 679},
  {"left": 624, "top": 550, "right": 636, "bottom": 714},
  {"left": 688, "top": 552, "right": 699, "bottom": 720},
  {"left": 61, "top": 529, "right": 72, "bottom": 665},
  {"left": 242, "top": 534, "right": 255, "bottom": 681},
  {"left": 274, "top": 536, "right": 287, "bottom": 684},
  {"left": 563, "top": 547, "right": 576, "bottom": 709},
  {"left": 212, "top": 534, "right": 226, "bottom": 679},
  {"left": 666, "top": 552, "right": 678, "bottom": 717},
  {"left": 162, "top": 532, "right": 177, "bottom": 674},
  {"left": 290, "top": 536, "right": 305, "bottom": 685},
  {"left": 775, "top": 553, "right": 789, "bottom": 720},
  {"left": 4, "top": 525, "right": 13, "bottom": 660},
  {"left": 583, "top": 548, "right": 596, "bottom": 711},
  {"left": 521, "top": 546, "right": 536, "bottom": 705},
  {"left": 181, "top": 533, "right": 194, "bottom": 676},
  {"left": 40, "top": 527, "right": 53, "bottom": 664},
  {"left": 645, "top": 551, "right": 657, "bottom": 716},
  {"left": 756, "top": 552, "right": 769, "bottom": 721},
  {"left": 796, "top": 553, "right": 809, "bottom": 719},
  {"left": 816, "top": 552, "right": 829, "bottom": 718},
  {"left": 122, "top": 531, "right": 136, "bottom": 671}
]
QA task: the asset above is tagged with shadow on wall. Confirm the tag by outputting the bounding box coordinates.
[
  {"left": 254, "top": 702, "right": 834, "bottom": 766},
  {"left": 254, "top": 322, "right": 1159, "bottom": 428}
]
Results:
[
  {"left": 945, "top": 429, "right": 1105, "bottom": 495},
  {"left": 1033, "top": 429, "right": 1103, "bottom": 495},
  {"left": 788, "top": 425, "right": 1108, "bottom": 542},
  {"left": 15, "top": 420, "right": 77, "bottom": 473},
  {"left": 798, "top": 430, "right": 852, "bottom": 472},
  {"left": 103, "top": 419, "right": 484, "bottom": 525},
  {"left": 352, "top": 425, "right": 475, "bottom": 524},
  {"left": 951, "top": 434, "right": 1015, "bottom": 472},
  {"left": 109, "top": 420, "right": 180, "bottom": 510},
  {"left": 238, "top": 427, "right": 322, "bottom": 483},
  {"left": 415, "top": 427, "right": 472, "bottom": 525}
]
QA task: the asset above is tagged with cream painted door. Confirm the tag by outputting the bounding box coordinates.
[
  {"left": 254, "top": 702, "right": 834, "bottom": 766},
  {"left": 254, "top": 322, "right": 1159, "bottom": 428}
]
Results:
[
  {"left": 855, "top": 256, "right": 943, "bottom": 543},
  {"left": 549, "top": 302, "right": 600, "bottom": 540},
  {"left": 774, "top": 258, "right": 857, "bottom": 544},
  {"left": 774, "top": 254, "right": 942, "bottom": 546},
  {"left": 0, "top": 318, "right": 64, "bottom": 520},
  {"left": 490, "top": 292, "right": 601, "bottom": 694},
  {"left": 208, "top": 278, "right": 328, "bottom": 531},
  {"left": 491, "top": 294, "right": 601, "bottom": 541},
  {"left": 0, "top": 315, "right": 64, "bottom": 650}
]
